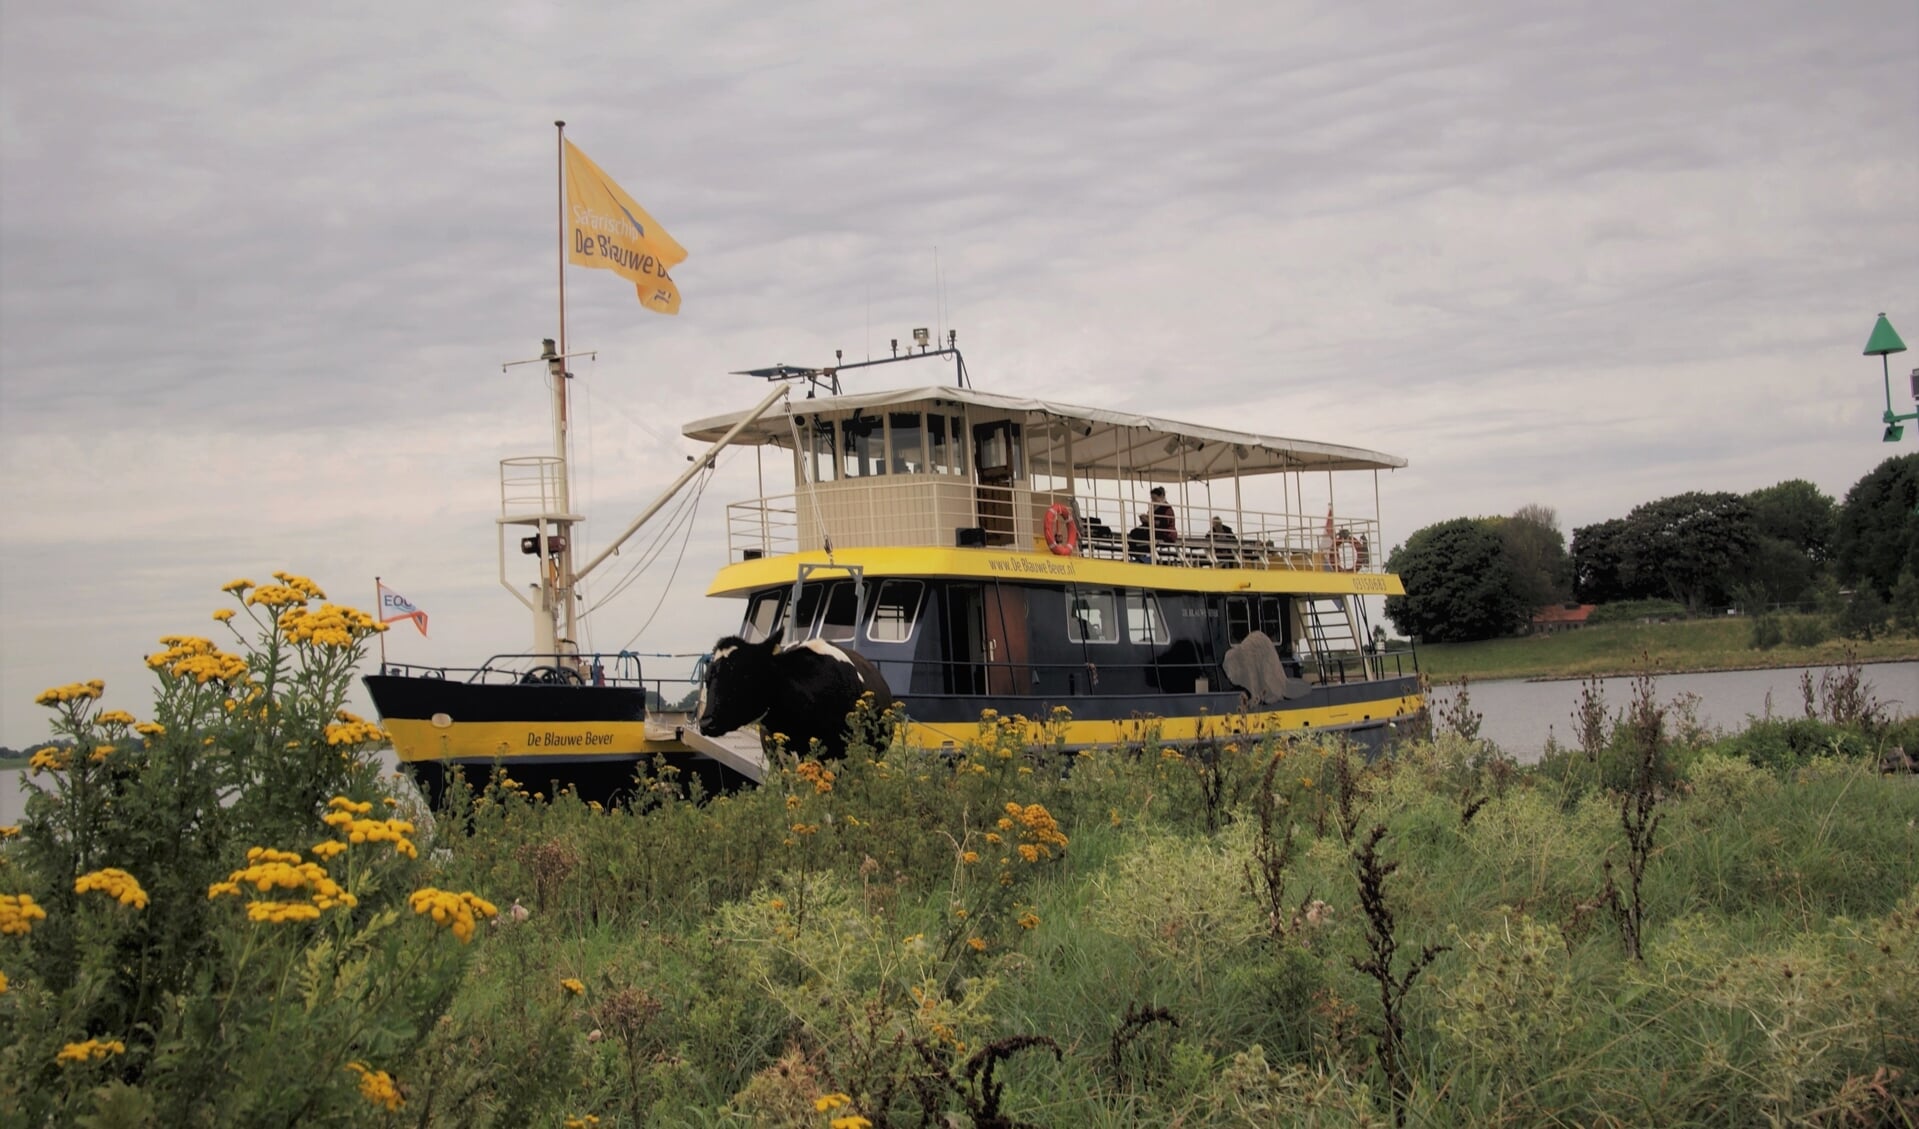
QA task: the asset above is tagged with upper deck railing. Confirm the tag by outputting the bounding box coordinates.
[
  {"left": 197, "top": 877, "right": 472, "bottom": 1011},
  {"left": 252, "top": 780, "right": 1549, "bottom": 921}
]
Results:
[{"left": 722, "top": 477, "right": 1383, "bottom": 573}]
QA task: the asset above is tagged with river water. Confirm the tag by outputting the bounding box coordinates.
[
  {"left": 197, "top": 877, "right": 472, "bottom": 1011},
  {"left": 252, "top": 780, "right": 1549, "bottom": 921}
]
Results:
[
  {"left": 1432, "top": 661, "right": 1917, "bottom": 763},
  {"left": 3, "top": 662, "right": 1914, "bottom": 822}
]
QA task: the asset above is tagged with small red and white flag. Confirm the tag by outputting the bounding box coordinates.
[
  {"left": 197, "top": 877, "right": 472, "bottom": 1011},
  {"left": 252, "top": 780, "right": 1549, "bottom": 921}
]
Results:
[{"left": 377, "top": 583, "right": 428, "bottom": 637}]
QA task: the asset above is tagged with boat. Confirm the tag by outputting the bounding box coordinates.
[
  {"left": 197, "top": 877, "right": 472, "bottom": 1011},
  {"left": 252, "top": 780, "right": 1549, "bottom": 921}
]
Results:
[
  {"left": 362, "top": 341, "right": 791, "bottom": 806},
  {"left": 364, "top": 131, "right": 1421, "bottom": 806},
  {"left": 683, "top": 336, "right": 1427, "bottom": 757}
]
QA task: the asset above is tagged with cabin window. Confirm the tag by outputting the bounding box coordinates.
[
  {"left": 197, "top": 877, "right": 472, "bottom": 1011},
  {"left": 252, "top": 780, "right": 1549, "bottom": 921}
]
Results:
[
  {"left": 929, "top": 414, "right": 966, "bottom": 476},
  {"left": 820, "top": 581, "right": 860, "bottom": 642},
  {"left": 867, "top": 580, "right": 924, "bottom": 642},
  {"left": 888, "top": 412, "right": 924, "bottom": 474},
  {"left": 1067, "top": 589, "right": 1118, "bottom": 644},
  {"left": 1124, "top": 591, "right": 1169, "bottom": 645},
  {"left": 1225, "top": 596, "right": 1252, "bottom": 645},
  {"left": 841, "top": 415, "right": 884, "bottom": 477},
  {"left": 792, "top": 583, "right": 826, "bottom": 636},
  {"left": 742, "top": 591, "right": 785, "bottom": 643}
]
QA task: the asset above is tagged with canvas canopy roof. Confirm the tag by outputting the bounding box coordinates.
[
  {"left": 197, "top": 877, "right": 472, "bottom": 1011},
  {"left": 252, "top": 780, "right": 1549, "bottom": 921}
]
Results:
[{"left": 682, "top": 385, "right": 1406, "bottom": 483}]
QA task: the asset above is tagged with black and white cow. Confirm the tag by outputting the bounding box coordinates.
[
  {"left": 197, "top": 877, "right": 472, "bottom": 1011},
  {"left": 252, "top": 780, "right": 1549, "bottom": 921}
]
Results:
[{"left": 694, "top": 629, "right": 895, "bottom": 759}]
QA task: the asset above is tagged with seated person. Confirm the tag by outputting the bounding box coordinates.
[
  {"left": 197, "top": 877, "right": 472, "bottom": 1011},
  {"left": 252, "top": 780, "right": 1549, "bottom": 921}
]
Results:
[
  {"left": 1125, "top": 514, "right": 1152, "bottom": 562},
  {"left": 1208, "top": 515, "right": 1239, "bottom": 567},
  {"left": 1150, "top": 486, "right": 1178, "bottom": 540}
]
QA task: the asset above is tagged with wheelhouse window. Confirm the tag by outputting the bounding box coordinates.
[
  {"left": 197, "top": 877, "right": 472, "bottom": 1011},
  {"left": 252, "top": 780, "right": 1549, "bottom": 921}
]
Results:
[
  {"left": 1124, "top": 591, "right": 1168, "bottom": 645},
  {"left": 741, "top": 591, "right": 785, "bottom": 643},
  {"left": 841, "top": 415, "right": 884, "bottom": 477},
  {"left": 867, "top": 579, "right": 924, "bottom": 642},
  {"left": 803, "top": 417, "right": 838, "bottom": 483},
  {"left": 928, "top": 414, "right": 966, "bottom": 476},
  {"left": 1067, "top": 589, "right": 1118, "bottom": 644},
  {"left": 889, "top": 412, "right": 924, "bottom": 474}
]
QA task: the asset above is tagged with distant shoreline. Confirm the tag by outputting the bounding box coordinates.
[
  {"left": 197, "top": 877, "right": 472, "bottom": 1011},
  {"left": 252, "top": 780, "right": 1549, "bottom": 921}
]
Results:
[{"left": 1509, "top": 655, "right": 1919, "bottom": 685}]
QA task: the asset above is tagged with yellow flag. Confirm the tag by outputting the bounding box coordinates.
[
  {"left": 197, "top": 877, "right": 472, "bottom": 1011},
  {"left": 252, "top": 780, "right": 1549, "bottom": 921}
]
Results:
[{"left": 562, "top": 139, "right": 687, "bottom": 315}]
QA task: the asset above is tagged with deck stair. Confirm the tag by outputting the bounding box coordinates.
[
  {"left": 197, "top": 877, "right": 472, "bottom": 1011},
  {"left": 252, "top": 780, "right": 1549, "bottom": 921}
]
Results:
[{"left": 1301, "top": 596, "right": 1366, "bottom": 683}]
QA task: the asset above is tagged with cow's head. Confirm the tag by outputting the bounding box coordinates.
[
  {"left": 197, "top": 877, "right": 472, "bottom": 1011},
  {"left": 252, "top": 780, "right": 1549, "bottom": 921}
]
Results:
[{"left": 695, "top": 629, "right": 781, "bottom": 737}]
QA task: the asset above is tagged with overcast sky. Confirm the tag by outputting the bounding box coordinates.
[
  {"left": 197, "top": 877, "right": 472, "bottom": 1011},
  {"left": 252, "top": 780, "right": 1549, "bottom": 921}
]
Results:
[{"left": 2, "top": 0, "right": 1913, "bottom": 748}]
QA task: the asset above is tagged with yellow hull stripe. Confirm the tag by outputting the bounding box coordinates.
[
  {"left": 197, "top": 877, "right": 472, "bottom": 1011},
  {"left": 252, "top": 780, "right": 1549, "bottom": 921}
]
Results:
[
  {"left": 896, "top": 694, "right": 1426, "bottom": 751},
  {"left": 384, "top": 718, "right": 691, "bottom": 765},
  {"left": 386, "top": 695, "right": 1425, "bottom": 764},
  {"left": 706, "top": 546, "right": 1403, "bottom": 598}
]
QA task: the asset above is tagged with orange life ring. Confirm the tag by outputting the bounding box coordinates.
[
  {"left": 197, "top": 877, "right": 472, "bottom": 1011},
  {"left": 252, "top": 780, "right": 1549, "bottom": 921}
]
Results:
[
  {"left": 1334, "top": 533, "right": 1359, "bottom": 572},
  {"left": 1043, "top": 502, "right": 1080, "bottom": 556}
]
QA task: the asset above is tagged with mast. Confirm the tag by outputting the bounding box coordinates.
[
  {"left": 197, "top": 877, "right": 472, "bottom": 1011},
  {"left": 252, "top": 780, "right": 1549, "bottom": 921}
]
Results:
[{"left": 552, "top": 120, "right": 580, "bottom": 655}]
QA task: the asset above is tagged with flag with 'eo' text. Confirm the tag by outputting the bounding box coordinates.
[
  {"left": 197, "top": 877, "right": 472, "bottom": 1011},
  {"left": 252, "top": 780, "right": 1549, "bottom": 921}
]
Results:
[
  {"left": 378, "top": 583, "right": 428, "bottom": 637},
  {"left": 562, "top": 139, "right": 687, "bottom": 315}
]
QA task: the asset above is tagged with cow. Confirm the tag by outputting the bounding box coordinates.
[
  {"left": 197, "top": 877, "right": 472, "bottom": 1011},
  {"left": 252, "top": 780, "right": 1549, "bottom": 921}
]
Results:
[{"left": 694, "top": 629, "right": 895, "bottom": 759}]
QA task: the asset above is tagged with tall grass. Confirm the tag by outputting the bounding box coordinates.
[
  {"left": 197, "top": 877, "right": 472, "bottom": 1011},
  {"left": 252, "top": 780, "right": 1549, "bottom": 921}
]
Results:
[{"left": 5, "top": 579, "right": 1918, "bottom": 1125}]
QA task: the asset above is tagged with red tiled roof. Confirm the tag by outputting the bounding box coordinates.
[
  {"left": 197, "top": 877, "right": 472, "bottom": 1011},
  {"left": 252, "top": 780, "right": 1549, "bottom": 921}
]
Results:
[{"left": 1531, "top": 603, "right": 1595, "bottom": 625}]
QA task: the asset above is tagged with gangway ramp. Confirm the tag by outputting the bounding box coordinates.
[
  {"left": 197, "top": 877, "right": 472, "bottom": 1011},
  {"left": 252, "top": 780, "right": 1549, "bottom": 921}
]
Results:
[{"left": 670, "top": 724, "right": 767, "bottom": 786}]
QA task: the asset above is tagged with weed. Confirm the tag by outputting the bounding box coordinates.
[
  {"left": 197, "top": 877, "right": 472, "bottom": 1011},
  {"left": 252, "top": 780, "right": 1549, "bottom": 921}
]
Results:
[{"left": 1348, "top": 824, "right": 1447, "bottom": 1123}]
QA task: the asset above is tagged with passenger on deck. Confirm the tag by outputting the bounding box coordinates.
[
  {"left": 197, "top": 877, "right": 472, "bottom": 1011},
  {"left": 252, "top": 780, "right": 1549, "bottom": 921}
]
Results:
[
  {"left": 1126, "top": 514, "right": 1152, "bottom": 562},
  {"left": 1151, "top": 487, "right": 1177, "bottom": 542},
  {"left": 1209, "top": 516, "right": 1239, "bottom": 568}
]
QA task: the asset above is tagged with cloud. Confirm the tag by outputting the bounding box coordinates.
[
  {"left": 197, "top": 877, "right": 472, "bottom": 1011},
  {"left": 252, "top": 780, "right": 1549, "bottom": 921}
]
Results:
[{"left": 3, "top": 0, "right": 1915, "bottom": 745}]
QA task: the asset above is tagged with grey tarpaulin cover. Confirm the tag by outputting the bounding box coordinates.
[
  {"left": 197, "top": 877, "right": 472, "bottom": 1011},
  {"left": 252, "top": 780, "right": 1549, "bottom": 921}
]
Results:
[{"left": 1223, "top": 630, "right": 1310, "bottom": 706}]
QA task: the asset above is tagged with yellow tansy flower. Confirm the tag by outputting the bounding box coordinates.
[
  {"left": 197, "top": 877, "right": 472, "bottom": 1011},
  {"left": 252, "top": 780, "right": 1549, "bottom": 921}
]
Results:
[
  {"left": 56, "top": 1038, "right": 126, "bottom": 1064},
  {"left": 561, "top": 977, "right": 585, "bottom": 996},
  {"left": 74, "top": 868, "right": 149, "bottom": 909}
]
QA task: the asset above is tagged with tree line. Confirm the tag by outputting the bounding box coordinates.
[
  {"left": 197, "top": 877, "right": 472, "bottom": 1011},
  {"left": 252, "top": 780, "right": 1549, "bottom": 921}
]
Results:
[{"left": 1384, "top": 453, "right": 1919, "bottom": 644}]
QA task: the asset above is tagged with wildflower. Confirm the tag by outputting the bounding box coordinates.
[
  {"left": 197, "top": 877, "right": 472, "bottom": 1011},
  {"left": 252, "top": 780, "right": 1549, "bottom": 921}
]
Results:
[
  {"left": 0, "top": 826, "right": 18, "bottom": 839},
  {"left": 309, "top": 840, "right": 348, "bottom": 861},
  {"left": 28, "top": 747, "right": 68, "bottom": 773},
  {"left": 0, "top": 970, "right": 8, "bottom": 993},
  {"left": 967, "top": 937, "right": 987, "bottom": 952},
  {"left": 561, "top": 977, "right": 585, "bottom": 996},
  {"left": 324, "top": 712, "right": 387, "bottom": 746},
  {"left": 1018, "top": 912, "right": 1041, "bottom": 930},
  {"left": 961, "top": 851, "right": 979, "bottom": 865},
  {"left": 833, "top": 1116, "right": 874, "bottom": 1129},
  {"left": 345, "top": 1062, "right": 403, "bottom": 1111},
  {"left": 815, "top": 1093, "right": 852, "bottom": 1112},
  {"left": 407, "top": 888, "right": 498, "bottom": 943},
  {"left": 211, "top": 608, "right": 235, "bottom": 622},
  {"left": 564, "top": 1118, "right": 602, "bottom": 1128},
  {"left": 74, "top": 868, "right": 149, "bottom": 909},
  {"left": 902, "top": 933, "right": 926, "bottom": 952},
  {"left": 769, "top": 898, "right": 786, "bottom": 911},
  {"left": 34, "top": 681, "right": 106, "bottom": 706},
  {"left": 221, "top": 578, "right": 255, "bottom": 594},
  {"left": 1, "top": 893, "right": 48, "bottom": 935},
  {"left": 89, "top": 745, "right": 115, "bottom": 763},
  {"left": 96, "top": 709, "right": 136, "bottom": 726},
  {"left": 134, "top": 721, "right": 165, "bottom": 738},
  {"left": 56, "top": 1038, "right": 126, "bottom": 1064},
  {"left": 209, "top": 848, "right": 357, "bottom": 915}
]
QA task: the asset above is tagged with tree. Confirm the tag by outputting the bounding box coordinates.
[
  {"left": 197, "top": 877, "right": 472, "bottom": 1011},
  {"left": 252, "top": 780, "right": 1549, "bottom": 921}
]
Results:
[
  {"left": 1833, "top": 453, "right": 1919, "bottom": 598},
  {"left": 1622, "top": 492, "right": 1759, "bottom": 612},
  {"left": 1746, "top": 479, "right": 1836, "bottom": 563},
  {"left": 1384, "top": 518, "right": 1530, "bottom": 643},
  {"left": 1498, "top": 504, "right": 1572, "bottom": 611},
  {"left": 1572, "top": 517, "right": 1632, "bottom": 604}
]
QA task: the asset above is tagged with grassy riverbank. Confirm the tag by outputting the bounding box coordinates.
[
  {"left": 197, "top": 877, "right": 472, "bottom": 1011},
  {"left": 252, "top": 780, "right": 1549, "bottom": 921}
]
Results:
[
  {"left": 8, "top": 573, "right": 1919, "bottom": 1125},
  {"left": 1412, "top": 616, "right": 1919, "bottom": 681}
]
